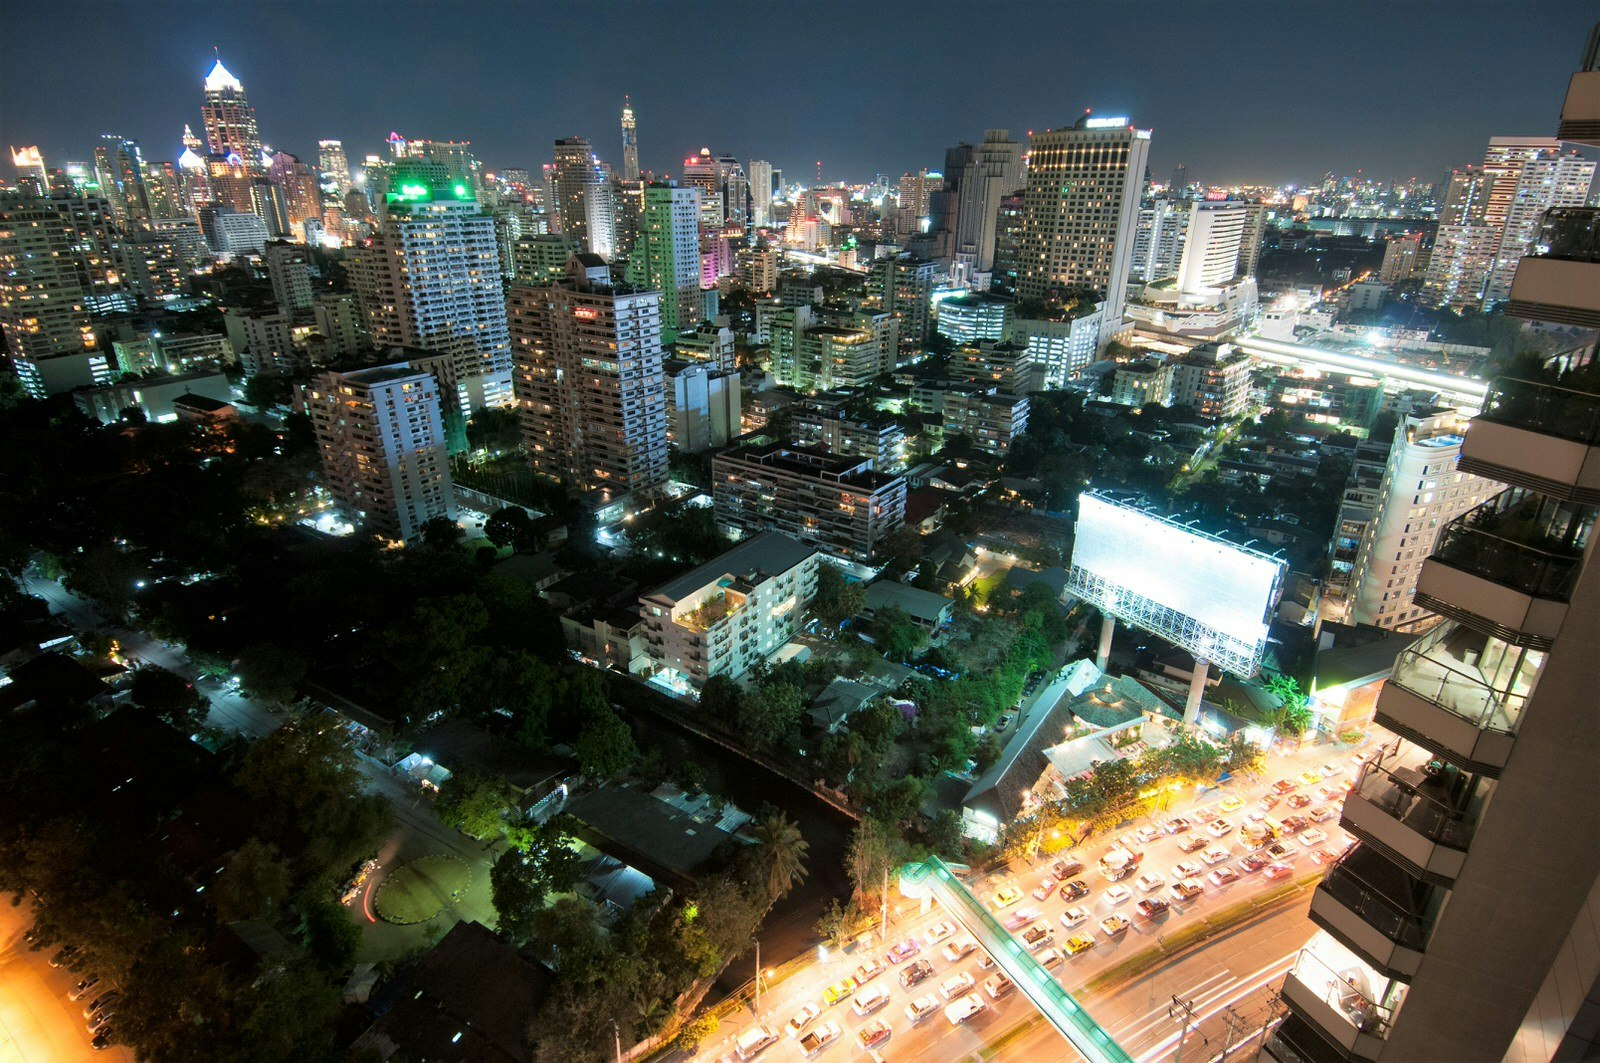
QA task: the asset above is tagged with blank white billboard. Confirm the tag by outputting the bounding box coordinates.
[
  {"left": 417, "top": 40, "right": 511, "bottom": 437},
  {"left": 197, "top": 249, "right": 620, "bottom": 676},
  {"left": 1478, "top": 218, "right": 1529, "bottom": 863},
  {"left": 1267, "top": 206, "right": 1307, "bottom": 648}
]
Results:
[{"left": 1069, "top": 494, "right": 1285, "bottom": 675}]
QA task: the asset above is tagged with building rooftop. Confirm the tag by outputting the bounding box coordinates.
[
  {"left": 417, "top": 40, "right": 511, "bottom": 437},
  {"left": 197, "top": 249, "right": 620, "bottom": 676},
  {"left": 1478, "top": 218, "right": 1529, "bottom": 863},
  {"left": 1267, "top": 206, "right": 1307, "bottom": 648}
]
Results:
[
  {"left": 963, "top": 701, "right": 1076, "bottom": 827},
  {"left": 718, "top": 441, "right": 904, "bottom": 491},
  {"left": 863, "top": 580, "right": 954, "bottom": 625},
  {"left": 643, "top": 531, "right": 817, "bottom": 605}
]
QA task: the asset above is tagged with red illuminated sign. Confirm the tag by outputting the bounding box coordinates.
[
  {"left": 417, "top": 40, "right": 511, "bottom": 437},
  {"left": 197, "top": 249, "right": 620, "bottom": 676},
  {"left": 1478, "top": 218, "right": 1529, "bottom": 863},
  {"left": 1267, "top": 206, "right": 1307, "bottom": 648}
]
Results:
[{"left": 573, "top": 307, "right": 599, "bottom": 320}]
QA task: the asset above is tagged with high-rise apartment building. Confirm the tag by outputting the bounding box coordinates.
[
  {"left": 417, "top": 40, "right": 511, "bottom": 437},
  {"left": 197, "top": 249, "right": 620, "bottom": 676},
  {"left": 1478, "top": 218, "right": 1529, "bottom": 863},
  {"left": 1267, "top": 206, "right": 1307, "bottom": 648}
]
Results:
[
  {"left": 551, "top": 137, "right": 616, "bottom": 257},
  {"left": 93, "top": 136, "right": 151, "bottom": 231},
  {"left": 1378, "top": 232, "right": 1426, "bottom": 284},
  {"left": 508, "top": 256, "right": 668, "bottom": 503},
  {"left": 1176, "top": 199, "right": 1252, "bottom": 292},
  {"left": 1167, "top": 341, "right": 1251, "bottom": 420},
  {"left": 667, "top": 362, "right": 741, "bottom": 454},
  {"left": 1130, "top": 197, "right": 1191, "bottom": 283},
  {"left": 199, "top": 58, "right": 262, "bottom": 163},
  {"left": 682, "top": 149, "right": 749, "bottom": 230},
  {"left": 712, "top": 441, "right": 907, "bottom": 562},
  {"left": 0, "top": 191, "right": 128, "bottom": 397},
  {"left": 264, "top": 241, "right": 313, "bottom": 311},
  {"left": 511, "top": 233, "right": 579, "bottom": 286},
  {"left": 620, "top": 98, "right": 640, "bottom": 184},
  {"left": 950, "top": 130, "right": 1024, "bottom": 283},
  {"left": 1346, "top": 408, "right": 1499, "bottom": 631},
  {"left": 348, "top": 173, "right": 513, "bottom": 411},
  {"left": 865, "top": 253, "right": 936, "bottom": 357},
  {"left": 624, "top": 182, "right": 703, "bottom": 341},
  {"left": 304, "top": 362, "right": 454, "bottom": 544},
  {"left": 1018, "top": 113, "right": 1151, "bottom": 347},
  {"left": 769, "top": 304, "right": 897, "bottom": 392},
  {"left": 1266, "top": 45, "right": 1600, "bottom": 1058},
  {"left": 1482, "top": 146, "right": 1594, "bottom": 305},
  {"left": 748, "top": 160, "right": 774, "bottom": 225}
]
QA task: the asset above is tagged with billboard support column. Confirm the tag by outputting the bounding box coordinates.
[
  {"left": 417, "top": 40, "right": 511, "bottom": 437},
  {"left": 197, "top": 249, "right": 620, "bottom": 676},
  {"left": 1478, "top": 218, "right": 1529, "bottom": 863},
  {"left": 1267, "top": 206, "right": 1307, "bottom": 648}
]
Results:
[
  {"left": 1184, "top": 659, "right": 1210, "bottom": 725},
  {"left": 1096, "top": 613, "right": 1115, "bottom": 671}
]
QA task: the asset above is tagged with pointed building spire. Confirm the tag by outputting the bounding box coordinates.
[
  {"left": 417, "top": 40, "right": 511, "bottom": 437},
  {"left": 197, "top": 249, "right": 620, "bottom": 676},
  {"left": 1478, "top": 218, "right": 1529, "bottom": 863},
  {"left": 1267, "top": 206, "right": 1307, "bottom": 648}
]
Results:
[{"left": 204, "top": 55, "right": 243, "bottom": 93}]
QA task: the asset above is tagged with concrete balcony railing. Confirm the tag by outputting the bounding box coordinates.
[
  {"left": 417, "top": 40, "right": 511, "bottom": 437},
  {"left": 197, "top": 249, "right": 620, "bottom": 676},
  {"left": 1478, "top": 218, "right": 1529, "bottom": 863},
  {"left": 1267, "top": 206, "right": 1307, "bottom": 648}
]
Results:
[
  {"left": 1505, "top": 209, "right": 1600, "bottom": 328},
  {"left": 1558, "top": 69, "right": 1600, "bottom": 146},
  {"left": 1461, "top": 375, "right": 1600, "bottom": 504},
  {"left": 1414, "top": 490, "right": 1589, "bottom": 649},
  {"left": 1280, "top": 948, "right": 1396, "bottom": 1060},
  {"left": 1341, "top": 757, "right": 1474, "bottom": 883}
]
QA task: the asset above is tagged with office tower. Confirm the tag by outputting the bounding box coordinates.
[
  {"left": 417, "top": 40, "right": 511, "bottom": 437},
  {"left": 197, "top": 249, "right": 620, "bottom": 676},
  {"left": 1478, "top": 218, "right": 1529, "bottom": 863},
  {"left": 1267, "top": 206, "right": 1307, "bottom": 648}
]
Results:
[
  {"left": 318, "top": 140, "right": 350, "bottom": 197},
  {"left": 625, "top": 182, "right": 703, "bottom": 341},
  {"left": 668, "top": 362, "right": 741, "bottom": 453},
  {"left": 507, "top": 256, "right": 668, "bottom": 502},
  {"left": 748, "top": 160, "right": 774, "bottom": 225},
  {"left": 991, "top": 191, "right": 1026, "bottom": 290},
  {"left": 866, "top": 253, "right": 937, "bottom": 356},
  {"left": 1170, "top": 162, "right": 1189, "bottom": 192},
  {"left": 265, "top": 151, "right": 322, "bottom": 240},
  {"left": 305, "top": 362, "right": 454, "bottom": 544},
  {"left": 1378, "top": 232, "right": 1426, "bottom": 284},
  {"left": 620, "top": 97, "right": 640, "bottom": 183},
  {"left": 198, "top": 206, "right": 269, "bottom": 256},
  {"left": 950, "top": 130, "right": 1024, "bottom": 283},
  {"left": 1130, "top": 197, "right": 1191, "bottom": 283},
  {"left": 1268, "top": 43, "right": 1600, "bottom": 1059},
  {"left": 349, "top": 172, "right": 513, "bottom": 411},
  {"left": 682, "top": 149, "right": 749, "bottom": 230},
  {"left": 898, "top": 169, "right": 935, "bottom": 226},
  {"left": 143, "top": 161, "right": 184, "bottom": 221},
  {"left": 1013, "top": 302, "right": 1106, "bottom": 388},
  {"left": 551, "top": 137, "right": 616, "bottom": 257},
  {"left": 638, "top": 532, "right": 820, "bottom": 689},
  {"left": 0, "top": 191, "right": 133, "bottom": 396},
  {"left": 711, "top": 441, "right": 907, "bottom": 562},
  {"left": 265, "top": 241, "right": 314, "bottom": 311},
  {"left": 1346, "top": 408, "right": 1499, "bottom": 631},
  {"left": 92, "top": 136, "right": 151, "bottom": 231},
  {"left": 1236, "top": 202, "right": 1268, "bottom": 278},
  {"left": 11, "top": 147, "right": 49, "bottom": 194},
  {"left": 1018, "top": 113, "right": 1151, "bottom": 346},
  {"left": 199, "top": 57, "right": 262, "bottom": 163},
  {"left": 1176, "top": 199, "right": 1252, "bottom": 292}
]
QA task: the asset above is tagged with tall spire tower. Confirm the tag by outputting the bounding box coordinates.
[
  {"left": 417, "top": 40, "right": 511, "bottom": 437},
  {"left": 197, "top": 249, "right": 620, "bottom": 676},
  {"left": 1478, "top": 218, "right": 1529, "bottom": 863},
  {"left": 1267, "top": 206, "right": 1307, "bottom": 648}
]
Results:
[
  {"left": 620, "top": 96, "right": 640, "bottom": 183},
  {"left": 199, "top": 54, "right": 262, "bottom": 164}
]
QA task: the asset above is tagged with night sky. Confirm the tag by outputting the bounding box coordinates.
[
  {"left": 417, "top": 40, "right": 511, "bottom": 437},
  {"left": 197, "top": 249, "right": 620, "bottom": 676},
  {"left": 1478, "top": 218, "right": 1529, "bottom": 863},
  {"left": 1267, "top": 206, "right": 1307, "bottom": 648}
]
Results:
[{"left": 3, "top": 1, "right": 1595, "bottom": 188}]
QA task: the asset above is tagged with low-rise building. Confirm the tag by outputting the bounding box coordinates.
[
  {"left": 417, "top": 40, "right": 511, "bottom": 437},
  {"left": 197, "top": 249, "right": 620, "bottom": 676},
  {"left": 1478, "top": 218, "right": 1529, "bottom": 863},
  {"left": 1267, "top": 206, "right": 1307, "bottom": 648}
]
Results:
[
  {"left": 638, "top": 531, "right": 820, "bottom": 690},
  {"left": 72, "top": 369, "right": 233, "bottom": 424},
  {"left": 942, "top": 388, "right": 1029, "bottom": 455},
  {"left": 1168, "top": 341, "right": 1251, "bottom": 419},
  {"left": 1109, "top": 358, "right": 1174, "bottom": 407},
  {"left": 861, "top": 580, "right": 955, "bottom": 631},
  {"left": 712, "top": 441, "right": 907, "bottom": 562}
]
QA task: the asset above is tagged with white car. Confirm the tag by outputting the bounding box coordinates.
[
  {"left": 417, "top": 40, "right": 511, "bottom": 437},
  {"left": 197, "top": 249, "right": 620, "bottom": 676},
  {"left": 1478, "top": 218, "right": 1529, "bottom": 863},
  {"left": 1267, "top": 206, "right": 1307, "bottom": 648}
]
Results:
[
  {"left": 1099, "top": 913, "right": 1131, "bottom": 936},
  {"left": 798, "top": 1020, "right": 841, "bottom": 1055},
  {"left": 851, "top": 983, "right": 890, "bottom": 1016},
  {"left": 1299, "top": 828, "right": 1329, "bottom": 846},
  {"left": 1003, "top": 906, "right": 1040, "bottom": 930},
  {"left": 1171, "top": 860, "right": 1204, "bottom": 880},
  {"left": 1135, "top": 825, "right": 1163, "bottom": 844},
  {"left": 904, "top": 995, "right": 939, "bottom": 1023},
  {"left": 1209, "top": 866, "right": 1240, "bottom": 886},
  {"left": 1201, "top": 845, "right": 1232, "bottom": 865},
  {"left": 1104, "top": 884, "right": 1133, "bottom": 905},
  {"left": 924, "top": 921, "right": 956, "bottom": 945},
  {"left": 1037, "top": 946, "right": 1064, "bottom": 969},
  {"left": 1135, "top": 871, "right": 1166, "bottom": 893},
  {"left": 940, "top": 971, "right": 977, "bottom": 1000},
  {"left": 1060, "top": 906, "right": 1091, "bottom": 928},
  {"left": 941, "top": 938, "right": 978, "bottom": 963},
  {"left": 1207, "top": 818, "right": 1236, "bottom": 838},
  {"left": 945, "top": 993, "right": 986, "bottom": 1026},
  {"left": 1169, "top": 879, "right": 1204, "bottom": 902},
  {"left": 785, "top": 1001, "right": 821, "bottom": 1038}
]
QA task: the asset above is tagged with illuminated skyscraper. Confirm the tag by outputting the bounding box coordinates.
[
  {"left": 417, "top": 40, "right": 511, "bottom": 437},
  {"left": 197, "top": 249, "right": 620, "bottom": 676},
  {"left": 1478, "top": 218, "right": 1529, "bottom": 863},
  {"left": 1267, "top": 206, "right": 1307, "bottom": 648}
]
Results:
[
  {"left": 10, "top": 146, "right": 49, "bottom": 195},
  {"left": 551, "top": 137, "right": 616, "bottom": 257},
  {"left": 748, "top": 159, "right": 773, "bottom": 225},
  {"left": 318, "top": 140, "right": 351, "bottom": 197},
  {"left": 93, "top": 135, "right": 151, "bottom": 231},
  {"left": 682, "top": 149, "right": 749, "bottom": 230},
  {"left": 199, "top": 57, "right": 262, "bottom": 163},
  {"left": 349, "top": 171, "right": 514, "bottom": 411},
  {"left": 1018, "top": 113, "right": 1151, "bottom": 346},
  {"left": 625, "top": 182, "right": 703, "bottom": 341},
  {"left": 620, "top": 97, "right": 640, "bottom": 183},
  {"left": 950, "top": 129, "right": 1024, "bottom": 283}
]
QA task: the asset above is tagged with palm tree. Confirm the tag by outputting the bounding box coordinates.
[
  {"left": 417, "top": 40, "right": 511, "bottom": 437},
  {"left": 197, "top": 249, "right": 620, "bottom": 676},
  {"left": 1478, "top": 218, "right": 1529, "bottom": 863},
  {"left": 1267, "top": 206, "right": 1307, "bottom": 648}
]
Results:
[{"left": 752, "top": 811, "right": 810, "bottom": 903}]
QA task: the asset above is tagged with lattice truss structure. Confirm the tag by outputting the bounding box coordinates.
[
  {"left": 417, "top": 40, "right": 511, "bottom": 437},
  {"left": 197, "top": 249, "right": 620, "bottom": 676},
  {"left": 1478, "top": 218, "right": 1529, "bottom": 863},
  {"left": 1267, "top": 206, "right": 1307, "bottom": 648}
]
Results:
[{"left": 1067, "top": 564, "right": 1267, "bottom": 678}]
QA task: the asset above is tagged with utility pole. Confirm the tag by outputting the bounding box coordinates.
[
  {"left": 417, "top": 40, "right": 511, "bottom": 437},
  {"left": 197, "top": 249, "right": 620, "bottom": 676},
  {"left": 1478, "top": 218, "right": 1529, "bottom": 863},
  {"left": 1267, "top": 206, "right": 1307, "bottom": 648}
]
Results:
[
  {"left": 1219, "top": 1005, "right": 1249, "bottom": 1060},
  {"left": 612, "top": 1019, "right": 621, "bottom": 1063},
  {"left": 754, "top": 939, "right": 761, "bottom": 1013},
  {"left": 881, "top": 866, "right": 890, "bottom": 941},
  {"left": 1169, "top": 995, "right": 1198, "bottom": 1063}
]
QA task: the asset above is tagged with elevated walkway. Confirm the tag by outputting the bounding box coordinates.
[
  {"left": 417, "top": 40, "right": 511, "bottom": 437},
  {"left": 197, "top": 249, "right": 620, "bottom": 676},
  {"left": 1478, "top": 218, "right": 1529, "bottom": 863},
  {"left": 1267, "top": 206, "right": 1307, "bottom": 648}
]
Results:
[
  {"left": 1232, "top": 333, "right": 1489, "bottom": 408},
  {"left": 899, "top": 857, "right": 1133, "bottom": 1063}
]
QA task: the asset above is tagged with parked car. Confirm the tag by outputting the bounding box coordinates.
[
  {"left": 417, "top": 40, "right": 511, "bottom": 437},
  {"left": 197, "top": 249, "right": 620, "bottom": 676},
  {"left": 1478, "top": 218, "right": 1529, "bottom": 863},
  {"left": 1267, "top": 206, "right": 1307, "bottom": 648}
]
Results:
[
  {"left": 48, "top": 945, "right": 81, "bottom": 969},
  {"left": 69, "top": 976, "right": 102, "bottom": 1002}
]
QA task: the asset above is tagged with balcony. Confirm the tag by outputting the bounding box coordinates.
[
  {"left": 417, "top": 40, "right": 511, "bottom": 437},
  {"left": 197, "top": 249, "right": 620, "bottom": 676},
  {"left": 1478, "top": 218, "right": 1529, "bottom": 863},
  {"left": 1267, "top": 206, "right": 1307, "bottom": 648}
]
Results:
[
  {"left": 1308, "top": 847, "right": 1432, "bottom": 979},
  {"left": 1340, "top": 754, "right": 1476, "bottom": 882},
  {"left": 1373, "top": 621, "right": 1538, "bottom": 775},
  {"left": 1461, "top": 374, "right": 1600, "bottom": 504},
  {"left": 1279, "top": 948, "right": 1395, "bottom": 1060},
  {"left": 1504, "top": 208, "right": 1600, "bottom": 329},
  {"left": 1558, "top": 68, "right": 1600, "bottom": 146},
  {"left": 1414, "top": 490, "right": 1590, "bottom": 649}
]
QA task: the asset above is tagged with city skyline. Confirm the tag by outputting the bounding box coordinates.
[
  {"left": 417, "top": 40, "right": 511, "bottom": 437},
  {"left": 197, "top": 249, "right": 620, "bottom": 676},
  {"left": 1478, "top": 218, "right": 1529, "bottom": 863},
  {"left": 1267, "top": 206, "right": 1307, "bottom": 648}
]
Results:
[{"left": 3, "top": 1, "right": 1596, "bottom": 187}]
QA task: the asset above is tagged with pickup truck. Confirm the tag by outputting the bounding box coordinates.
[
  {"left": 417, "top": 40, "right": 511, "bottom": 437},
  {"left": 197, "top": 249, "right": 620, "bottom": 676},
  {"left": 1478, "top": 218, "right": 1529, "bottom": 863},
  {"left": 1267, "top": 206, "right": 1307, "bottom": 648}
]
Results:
[{"left": 798, "top": 1020, "right": 841, "bottom": 1055}]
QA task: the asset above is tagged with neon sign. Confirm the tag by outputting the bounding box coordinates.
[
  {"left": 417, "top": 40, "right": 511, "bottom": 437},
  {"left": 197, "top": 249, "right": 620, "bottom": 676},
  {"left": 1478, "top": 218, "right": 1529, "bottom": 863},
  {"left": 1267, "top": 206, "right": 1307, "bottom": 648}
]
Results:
[{"left": 1084, "top": 117, "right": 1129, "bottom": 129}]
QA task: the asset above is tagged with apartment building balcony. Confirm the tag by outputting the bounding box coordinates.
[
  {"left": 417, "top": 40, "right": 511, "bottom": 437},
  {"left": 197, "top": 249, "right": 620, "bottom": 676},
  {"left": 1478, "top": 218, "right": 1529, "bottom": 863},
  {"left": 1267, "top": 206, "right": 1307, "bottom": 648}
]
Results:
[
  {"left": 1557, "top": 68, "right": 1600, "bottom": 146},
  {"left": 1460, "top": 375, "right": 1600, "bottom": 504},
  {"left": 1340, "top": 751, "right": 1477, "bottom": 883},
  {"left": 1504, "top": 208, "right": 1600, "bottom": 328},
  {"left": 1414, "top": 490, "right": 1590, "bottom": 650},
  {"left": 1374, "top": 621, "right": 1541, "bottom": 776},
  {"left": 1278, "top": 948, "right": 1396, "bottom": 1061},
  {"left": 1309, "top": 846, "right": 1432, "bottom": 979}
]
